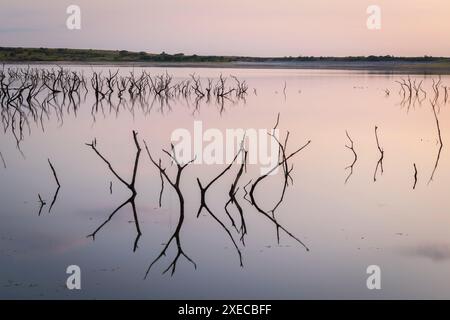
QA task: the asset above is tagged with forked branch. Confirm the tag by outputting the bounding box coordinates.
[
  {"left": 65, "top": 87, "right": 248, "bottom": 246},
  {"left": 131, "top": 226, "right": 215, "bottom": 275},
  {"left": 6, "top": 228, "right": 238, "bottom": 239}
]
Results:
[
  {"left": 144, "top": 140, "right": 196, "bottom": 277},
  {"left": 85, "top": 130, "right": 142, "bottom": 251},
  {"left": 225, "top": 150, "right": 248, "bottom": 244},
  {"left": 373, "top": 126, "right": 384, "bottom": 182},
  {"left": 197, "top": 148, "right": 244, "bottom": 266},
  {"left": 47, "top": 158, "right": 61, "bottom": 213},
  {"left": 345, "top": 130, "right": 358, "bottom": 184},
  {"left": 249, "top": 121, "right": 311, "bottom": 251}
]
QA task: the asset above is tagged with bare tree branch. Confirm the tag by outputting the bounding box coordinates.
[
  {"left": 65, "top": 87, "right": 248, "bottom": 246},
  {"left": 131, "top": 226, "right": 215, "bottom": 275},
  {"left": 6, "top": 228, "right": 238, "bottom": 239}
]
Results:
[
  {"left": 86, "top": 130, "right": 142, "bottom": 251},
  {"left": 429, "top": 100, "right": 443, "bottom": 184},
  {"left": 47, "top": 158, "right": 61, "bottom": 213},
  {"left": 196, "top": 148, "right": 244, "bottom": 266},
  {"left": 249, "top": 116, "right": 311, "bottom": 251},
  {"left": 413, "top": 163, "right": 418, "bottom": 190},
  {"left": 345, "top": 130, "right": 357, "bottom": 184},
  {"left": 144, "top": 140, "right": 196, "bottom": 277},
  {"left": 373, "top": 126, "right": 384, "bottom": 182}
]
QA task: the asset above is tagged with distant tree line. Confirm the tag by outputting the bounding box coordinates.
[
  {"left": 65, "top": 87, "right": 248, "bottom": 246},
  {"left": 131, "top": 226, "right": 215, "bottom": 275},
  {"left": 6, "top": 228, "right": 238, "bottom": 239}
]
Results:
[{"left": 0, "top": 47, "right": 447, "bottom": 63}]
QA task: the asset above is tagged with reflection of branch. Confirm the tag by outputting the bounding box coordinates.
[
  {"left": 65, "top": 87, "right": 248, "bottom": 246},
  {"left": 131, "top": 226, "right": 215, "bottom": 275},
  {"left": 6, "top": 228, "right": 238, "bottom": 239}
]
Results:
[
  {"left": 243, "top": 179, "right": 253, "bottom": 205},
  {"left": 273, "top": 112, "right": 280, "bottom": 130},
  {"left": 344, "top": 130, "right": 357, "bottom": 184},
  {"left": 48, "top": 158, "right": 61, "bottom": 186},
  {"left": 87, "top": 196, "right": 141, "bottom": 251},
  {"left": 86, "top": 131, "right": 142, "bottom": 251},
  {"left": 373, "top": 126, "right": 384, "bottom": 182},
  {"left": 38, "top": 194, "right": 46, "bottom": 216},
  {"left": 225, "top": 151, "right": 248, "bottom": 245},
  {"left": 413, "top": 163, "right": 418, "bottom": 190},
  {"left": 1, "top": 69, "right": 249, "bottom": 144},
  {"left": 47, "top": 159, "right": 61, "bottom": 213},
  {"left": 197, "top": 149, "right": 243, "bottom": 267},
  {"left": 395, "top": 77, "right": 427, "bottom": 110},
  {"left": 87, "top": 131, "right": 141, "bottom": 192},
  {"left": 247, "top": 115, "right": 310, "bottom": 249},
  {"left": 429, "top": 101, "right": 443, "bottom": 184},
  {"left": 144, "top": 141, "right": 196, "bottom": 277},
  {"left": 267, "top": 130, "right": 294, "bottom": 243},
  {"left": 157, "top": 159, "right": 164, "bottom": 207},
  {"left": 432, "top": 77, "right": 442, "bottom": 105},
  {"left": 249, "top": 136, "right": 311, "bottom": 251},
  {"left": 0, "top": 151, "right": 6, "bottom": 169}
]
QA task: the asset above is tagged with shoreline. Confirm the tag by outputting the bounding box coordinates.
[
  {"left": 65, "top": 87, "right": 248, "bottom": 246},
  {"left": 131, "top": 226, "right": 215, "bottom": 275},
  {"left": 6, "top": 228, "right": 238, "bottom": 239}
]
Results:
[{"left": 3, "top": 60, "right": 450, "bottom": 74}]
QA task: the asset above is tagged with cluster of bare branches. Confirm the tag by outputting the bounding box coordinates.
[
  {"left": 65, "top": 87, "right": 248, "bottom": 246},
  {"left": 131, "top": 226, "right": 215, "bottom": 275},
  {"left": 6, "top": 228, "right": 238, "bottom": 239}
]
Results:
[
  {"left": 396, "top": 76, "right": 427, "bottom": 109},
  {"left": 82, "top": 115, "right": 310, "bottom": 277},
  {"left": 395, "top": 76, "right": 448, "bottom": 110},
  {"left": 88, "top": 70, "right": 248, "bottom": 117},
  {"left": 0, "top": 66, "right": 248, "bottom": 148},
  {"left": 343, "top": 110, "right": 445, "bottom": 187},
  {"left": 391, "top": 79, "right": 446, "bottom": 186},
  {"left": 0, "top": 66, "right": 87, "bottom": 152},
  {"left": 0, "top": 66, "right": 87, "bottom": 151},
  {"left": 140, "top": 119, "right": 311, "bottom": 277},
  {"left": 390, "top": 78, "right": 447, "bottom": 186}
]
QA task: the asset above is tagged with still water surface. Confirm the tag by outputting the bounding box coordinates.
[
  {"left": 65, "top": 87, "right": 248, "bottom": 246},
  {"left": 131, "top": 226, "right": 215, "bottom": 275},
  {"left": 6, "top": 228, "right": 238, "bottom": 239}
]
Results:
[{"left": 1, "top": 65, "right": 450, "bottom": 299}]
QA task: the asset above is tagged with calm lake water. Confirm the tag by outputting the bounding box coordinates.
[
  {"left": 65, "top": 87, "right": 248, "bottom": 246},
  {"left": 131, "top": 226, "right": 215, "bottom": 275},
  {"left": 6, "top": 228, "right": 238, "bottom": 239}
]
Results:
[{"left": 1, "top": 65, "right": 450, "bottom": 299}]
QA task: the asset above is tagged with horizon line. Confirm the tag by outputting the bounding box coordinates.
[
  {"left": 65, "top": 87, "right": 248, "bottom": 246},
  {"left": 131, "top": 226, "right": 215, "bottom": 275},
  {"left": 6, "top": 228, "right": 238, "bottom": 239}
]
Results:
[{"left": 1, "top": 46, "right": 449, "bottom": 60}]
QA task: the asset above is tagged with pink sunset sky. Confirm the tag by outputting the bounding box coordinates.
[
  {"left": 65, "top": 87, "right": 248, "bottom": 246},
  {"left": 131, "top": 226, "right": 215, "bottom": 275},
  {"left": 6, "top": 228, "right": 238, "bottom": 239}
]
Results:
[{"left": 0, "top": 0, "right": 449, "bottom": 57}]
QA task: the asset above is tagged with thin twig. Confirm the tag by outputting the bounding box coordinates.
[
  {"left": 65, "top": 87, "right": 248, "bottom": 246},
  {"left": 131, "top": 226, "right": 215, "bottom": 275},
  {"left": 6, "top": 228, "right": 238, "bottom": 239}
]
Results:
[
  {"left": 429, "top": 101, "right": 443, "bottom": 184},
  {"left": 47, "top": 158, "right": 61, "bottom": 213},
  {"left": 373, "top": 126, "right": 384, "bottom": 182},
  {"left": 158, "top": 159, "right": 164, "bottom": 207},
  {"left": 345, "top": 130, "right": 357, "bottom": 184},
  {"left": 413, "top": 163, "right": 418, "bottom": 190},
  {"left": 0, "top": 151, "right": 6, "bottom": 169},
  {"left": 38, "top": 194, "right": 46, "bottom": 216}
]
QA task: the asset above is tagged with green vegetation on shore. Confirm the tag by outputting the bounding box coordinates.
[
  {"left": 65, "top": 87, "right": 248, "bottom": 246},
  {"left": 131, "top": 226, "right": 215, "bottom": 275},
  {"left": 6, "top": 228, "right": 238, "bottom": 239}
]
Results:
[{"left": 1, "top": 46, "right": 449, "bottom": 64}]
